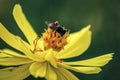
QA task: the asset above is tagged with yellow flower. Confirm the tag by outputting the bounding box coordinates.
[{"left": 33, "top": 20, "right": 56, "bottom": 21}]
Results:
[{"left": 0, "top": 4, "right": 113, "bottom": 80}]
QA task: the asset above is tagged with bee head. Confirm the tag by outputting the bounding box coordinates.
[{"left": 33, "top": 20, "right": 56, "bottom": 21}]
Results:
[{"left": 45, "top": 21, "right": 59, "bottom": 30}]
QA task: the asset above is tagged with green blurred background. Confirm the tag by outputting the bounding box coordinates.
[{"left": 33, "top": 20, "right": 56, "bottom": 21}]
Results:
[{"left": 0, "top": 0, "right": 119, "bottom": 80}]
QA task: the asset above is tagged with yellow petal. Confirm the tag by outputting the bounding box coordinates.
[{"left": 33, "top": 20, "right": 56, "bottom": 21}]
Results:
[
  {"left": 57, "top": 67, "right": 79, "bottom": 80},
  {"left": 0, "top": 57, "right": 33, "bottom": 66},
  {"left": 54, "top": 68, "right": 66, "bottom": 80},
  {"left": 16, "top": 37, "right": 41, "bottom": 61},
  {"left": 57, "top": 25, "right": 91, "bottom": 59},
  {"left": 0, "top": 52, "right": 12, "bottom": 57},
  {"left": 58, "top": 63, "right": 101, "bottom": 74},
  {"left": 13, "top": 4, "right": 37, "bottom": 48},
  {"left": 0, "top": 49, "right": 33, "bottom": 66},
  {"left": 64, "top": 53, "right": 113, "bottom": 67},
  {"left": 0, "top": 64, "right": 30, "bottom": 80},
  {"left": 0, "top": 49, "right": 27, "bottom": 58},
  {"left": 45, "top": 49, "right": 57, "bottom": 68},
  {"left": 46, "top": 64, "right": 57, "bottom": 80},
  {"left": 37, "top": 38, "right": 45, "bottom": 51},
  {"left": 36, "top": 62, "right": 47, "bottom": 77},
  {"left": 72, "top": 66, "right": 101, "bottom": 74},
  {"left": 0, "top": 23, "right": 30, "bottom": 52},
  {"left": 29, "top": 62, "right": 41, "bottom": 77}
]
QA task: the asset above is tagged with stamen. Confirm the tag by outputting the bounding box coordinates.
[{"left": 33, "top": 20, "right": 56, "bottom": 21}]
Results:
[
  {"left": 33, "top": 36, "right": 42, "bottom": 52},
  {"left": 55, "top": 58, "right": 64, "bottom": 63}
]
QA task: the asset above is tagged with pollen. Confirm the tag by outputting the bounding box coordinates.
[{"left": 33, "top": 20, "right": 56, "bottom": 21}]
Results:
[{"left": 42, "top": 22, "right": 69, "bottom": 51}]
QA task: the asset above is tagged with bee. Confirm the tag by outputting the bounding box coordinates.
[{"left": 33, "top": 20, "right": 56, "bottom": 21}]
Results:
[{"left": 45, "top": 21, "right": 67, "bottom": 36}]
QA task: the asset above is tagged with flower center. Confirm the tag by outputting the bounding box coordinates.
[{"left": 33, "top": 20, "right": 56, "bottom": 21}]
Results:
[
  {"left": 42, "top": 21, "right": 69, "bottom": 51},
  {"left": 32, "top": 21, "right": 69, "bottom": 52}
]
